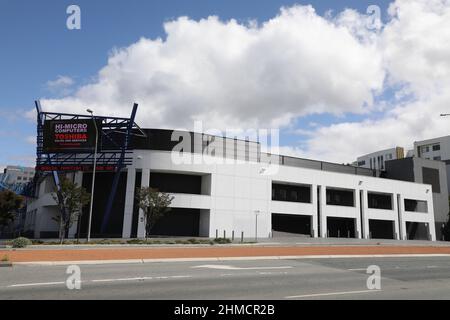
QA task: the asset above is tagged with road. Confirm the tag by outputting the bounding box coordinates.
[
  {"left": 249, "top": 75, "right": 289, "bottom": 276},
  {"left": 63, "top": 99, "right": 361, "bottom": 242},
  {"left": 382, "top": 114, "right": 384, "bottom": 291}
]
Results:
[{"left": 1, "top": 256, "right": 450, "bottom": 299}]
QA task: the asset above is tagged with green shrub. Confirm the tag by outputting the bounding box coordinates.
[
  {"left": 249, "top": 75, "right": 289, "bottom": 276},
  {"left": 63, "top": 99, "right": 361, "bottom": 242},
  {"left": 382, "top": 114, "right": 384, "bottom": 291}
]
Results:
[
  {"left": 213, "top": 238, "right": 232, "bottom": 244},
  {"left": 11, "top": 237, "right": 32, "bottom": 248},
  {"left": 1, "top": 255, "right": 9, "bottom": 262},
  {"left": 127, "top": 239, "right": 143, "bottom": 244}
]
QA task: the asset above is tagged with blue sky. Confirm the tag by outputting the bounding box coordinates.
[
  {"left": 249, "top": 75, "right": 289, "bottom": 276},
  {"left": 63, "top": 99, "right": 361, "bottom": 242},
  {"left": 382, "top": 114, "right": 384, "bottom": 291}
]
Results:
[{"left": 0, "top": 0, "right": 415, "bottom": 168}]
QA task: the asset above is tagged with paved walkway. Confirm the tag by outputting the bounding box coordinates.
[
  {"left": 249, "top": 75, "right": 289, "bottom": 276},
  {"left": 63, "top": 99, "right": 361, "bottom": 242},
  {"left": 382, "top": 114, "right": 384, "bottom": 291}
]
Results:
[{"left": 2, "top": 245, "right": 450, "bottom": 263}]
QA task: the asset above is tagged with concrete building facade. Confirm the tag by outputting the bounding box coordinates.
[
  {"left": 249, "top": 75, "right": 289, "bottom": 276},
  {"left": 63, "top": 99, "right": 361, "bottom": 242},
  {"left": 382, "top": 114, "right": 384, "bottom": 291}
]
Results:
[
  {"left": 414, "top": 135, "right": 450, "bottom": 194},
  {"left": 26, "top": 129, "right": 437, "bottom": 241},
  {"left": 356, "top": 147, "right": 405, "bottom": 171},
  {"left": 385, "top": 157, "right": 449, "bottom": 240}
]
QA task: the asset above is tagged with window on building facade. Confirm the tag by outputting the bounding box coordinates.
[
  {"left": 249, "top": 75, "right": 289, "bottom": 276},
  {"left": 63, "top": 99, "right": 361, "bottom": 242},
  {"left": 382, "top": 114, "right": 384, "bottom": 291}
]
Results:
[
  {"left": 326, "top": 188, "right": 354, "bottom": 207},
  {"left": 272, "top": 183, "right": 311, "bottom": 203},
  {"left": 368, "top": 192, "right": 393, "bottom": 210},
  {"left": 404, "top": 199, "right": 428, "bottom": 213},
  {"left": 432, "top": 144, "right": 441, "bottom": 151}
]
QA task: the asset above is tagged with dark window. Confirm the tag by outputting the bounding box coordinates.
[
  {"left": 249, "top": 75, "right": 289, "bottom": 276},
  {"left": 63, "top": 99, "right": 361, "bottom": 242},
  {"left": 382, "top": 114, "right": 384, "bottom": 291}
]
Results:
[
  {"left": 433, "top": 144, "right": 440, "bottom": 151},
  {"left": 369, "top": 220, "right": 394, "bottom": 239},
  {"left": 404, "top": 199, "right": 428, "bottom": 213},
  {"left": 272, "top": 183, "right": 311, "bottom": 203},
  {"left": 150, "top": 172, "right": 202, "bottom": 194},
  {"left": 358, "top": 160, "right": 366, "bottom": 166},
  {"left": 422, "top": 167, "right": 440, "bottom": 193},
  {"left": 368, "top": 192, "right": 392, "bottom": 210},
  {"left": 433, "top": 156, "right": 441, "bottom": 161},
  {"left": 326, "top": 217, "right": 355, "bottom": 238},
  {"left": 326, "top": 188, "right": 354, "bottom": 207}
]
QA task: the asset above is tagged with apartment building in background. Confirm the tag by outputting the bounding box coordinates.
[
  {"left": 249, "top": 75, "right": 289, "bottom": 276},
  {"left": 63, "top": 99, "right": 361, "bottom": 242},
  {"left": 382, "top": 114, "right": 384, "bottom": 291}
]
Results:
[
  {"left": 356, "top": 147, "right": 405, "bottom": 171},
  {"left": 2, "top": 166, "right": 35, "bottom": 185}
]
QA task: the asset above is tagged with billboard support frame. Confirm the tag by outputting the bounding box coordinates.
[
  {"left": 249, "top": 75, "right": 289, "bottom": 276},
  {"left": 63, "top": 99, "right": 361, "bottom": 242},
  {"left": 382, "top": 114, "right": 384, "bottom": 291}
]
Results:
[{"left": 35, "top": 100, "right": 146, "bottom": 237}]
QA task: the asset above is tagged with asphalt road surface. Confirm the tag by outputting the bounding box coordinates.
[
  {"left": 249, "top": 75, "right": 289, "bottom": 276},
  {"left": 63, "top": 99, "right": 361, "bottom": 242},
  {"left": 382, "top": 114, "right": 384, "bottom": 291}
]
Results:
[{"left": 1, "top": 256, "right": 450, "bottom": 299}]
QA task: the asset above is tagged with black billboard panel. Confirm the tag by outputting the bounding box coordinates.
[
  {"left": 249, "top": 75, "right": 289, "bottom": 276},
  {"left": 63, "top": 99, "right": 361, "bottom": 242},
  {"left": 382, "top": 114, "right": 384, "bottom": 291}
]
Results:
[{"left": 43, "top": 119, "right": 101, "bottom": 153}]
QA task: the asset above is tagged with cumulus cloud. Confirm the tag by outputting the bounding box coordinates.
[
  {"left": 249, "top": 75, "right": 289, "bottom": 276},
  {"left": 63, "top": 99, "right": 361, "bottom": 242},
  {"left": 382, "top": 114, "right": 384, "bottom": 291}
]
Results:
[
  {"left": 35, "top": 0, "right": 450, "bottom": 164},
  {"left": 299, "top": 0, "right": 450, "bottom": 163},
  {"left": 45, "top": 75, "right": 75, "bottom": 96},
  {"left": 39, "top": 5, "right": 384, "bottom": 130}
]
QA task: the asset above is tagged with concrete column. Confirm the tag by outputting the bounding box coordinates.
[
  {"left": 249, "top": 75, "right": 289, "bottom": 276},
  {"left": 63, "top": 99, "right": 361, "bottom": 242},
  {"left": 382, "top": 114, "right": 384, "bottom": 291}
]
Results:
[
  {"left": 311, "top": 184, "right": 318, "bottom": 238},
  {"left": 360, "top": 190, "right": 369, "bottom": 239},
  {"left": 427, "top": 200, "right": 437, "bottom": 241},
  {"left": 355, "top": 190, "right": 362, "bottom": 239},
  {"left": 397, "top": 194, "right": 407, "bottom": 240},
  {"left": 137, "top": 168, "right": 150, "bottom": 238},
  {"left": 68, "top": 172, "right": 83, "bottom": 239},
  {"left": 319, "top": 185, "right": 327, "bottom": 238},
  {"left": 121, "top": 169, "right": 136, "bottom": 238},
  {"left": 392, "top": 193, "right": 400, "bottom": 240}
]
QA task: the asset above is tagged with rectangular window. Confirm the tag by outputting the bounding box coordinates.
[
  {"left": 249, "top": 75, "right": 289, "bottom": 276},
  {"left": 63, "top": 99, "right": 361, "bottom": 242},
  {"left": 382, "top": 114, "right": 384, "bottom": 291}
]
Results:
[
  {"left": 326, "top": 188, "right": 354, "bottom": 207},
  {"left": 150, "top": 172, "right": 203, "bottom": 194},
  {"left": 272, "top": 183, "right": 311, "bottom": 203},
  {"left": 404, "top": 199, "right": 428, "bottom": 213},
  {"left": 368, "top": 192, "right": 393, "bottom": 210},
  {"left": 434, "top": 156, "right": 441, "bottom": 161},
  {"left": 432, "top": 144, "right": 440, "bottom": 151}
]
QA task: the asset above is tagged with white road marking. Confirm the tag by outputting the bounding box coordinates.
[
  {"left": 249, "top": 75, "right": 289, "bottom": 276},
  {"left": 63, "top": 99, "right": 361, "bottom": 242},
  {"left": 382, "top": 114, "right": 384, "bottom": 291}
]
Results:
[
  {"left": 6, "top": 275, "right": 191, "bottom": 288},
  {"left": 285, "top": 289, "right": 382, "bottom": 299},
  {"left": 192, "top": 264, "right": 293, "bottom": 270},
  {"left": 426, "top": 266, "right": 438, "bottom": 269},
  {"left": 8, "top": 281, "right": 65, "bottom": 288},
  {"left": 347, "top": 268, "right": 367, "bottom": 271}
]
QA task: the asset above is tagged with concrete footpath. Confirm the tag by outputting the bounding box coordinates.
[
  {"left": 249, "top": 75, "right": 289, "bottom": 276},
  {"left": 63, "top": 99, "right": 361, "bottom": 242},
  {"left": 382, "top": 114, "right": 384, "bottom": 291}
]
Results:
[{"left": 3, "top": 244, "right": 450, "bottom": 265}]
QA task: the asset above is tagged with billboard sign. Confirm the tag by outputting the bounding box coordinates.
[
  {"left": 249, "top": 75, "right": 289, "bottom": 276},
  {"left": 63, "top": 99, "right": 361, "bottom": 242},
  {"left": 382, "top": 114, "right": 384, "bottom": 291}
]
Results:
[{"left": 43, "top": 119, "right": 101, "bottom": 153}]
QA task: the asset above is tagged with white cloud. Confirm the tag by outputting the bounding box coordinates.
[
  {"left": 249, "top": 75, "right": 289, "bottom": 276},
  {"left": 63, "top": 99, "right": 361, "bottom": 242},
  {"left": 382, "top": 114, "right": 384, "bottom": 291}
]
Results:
[
  {"left": 45, "top": 75, "right": 75, "bottom": 96},
  {"left": 298, "top": 0, "right": 450, "bottom": 163},
  {"left": 34, "top": 1, "right": 450, "bottom": 165},
  {"left": 38, "top": 5, "right": 384, "bottom": 130}
]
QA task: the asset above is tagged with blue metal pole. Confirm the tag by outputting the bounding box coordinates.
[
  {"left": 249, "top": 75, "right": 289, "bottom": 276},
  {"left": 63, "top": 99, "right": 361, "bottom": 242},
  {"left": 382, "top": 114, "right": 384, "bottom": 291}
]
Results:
[{"left": 100, "top": 103, "right": 138, "bottom": 234}]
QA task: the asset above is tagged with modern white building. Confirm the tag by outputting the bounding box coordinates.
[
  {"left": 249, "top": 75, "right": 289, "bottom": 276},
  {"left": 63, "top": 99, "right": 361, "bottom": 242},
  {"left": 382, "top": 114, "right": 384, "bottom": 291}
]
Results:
[
  {"left": 356, "top": 147, "right": 405, "bottom": 171},
  {"left": 26, "top": 129, "right": 437, "bottom": 241},
  {"left": 414, "top": 135, "right": 450, "bottom": 193}
]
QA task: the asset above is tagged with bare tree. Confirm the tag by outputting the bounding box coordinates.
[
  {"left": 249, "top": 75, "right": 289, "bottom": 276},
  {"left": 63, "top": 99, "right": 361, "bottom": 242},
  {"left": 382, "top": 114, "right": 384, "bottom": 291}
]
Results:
[
  {"left": 136, "top": 187, "right": 174, "bottom": 240},
  {"left": 52, "top": 177, "right": 90, "bottom": 244}
]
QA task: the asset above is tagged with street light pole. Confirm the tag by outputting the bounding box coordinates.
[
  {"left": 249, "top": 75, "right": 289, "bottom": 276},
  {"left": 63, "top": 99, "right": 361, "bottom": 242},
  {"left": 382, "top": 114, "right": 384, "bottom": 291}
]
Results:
[
  {"left": 86, "top": 109, "right": 98, "bottom": 242},
  {"left": 255, "top": 210, "right": 260, "bottom": 242}
]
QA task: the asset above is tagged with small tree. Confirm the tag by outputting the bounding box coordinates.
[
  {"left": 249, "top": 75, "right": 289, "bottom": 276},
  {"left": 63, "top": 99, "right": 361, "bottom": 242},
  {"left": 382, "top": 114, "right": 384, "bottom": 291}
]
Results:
[
  {"left": 136, "top": 187, "right": 174, "bottom": 240},
  {"left": 52, "top": 177, "right": 90, "bottom": 244},
  {"left": 0, "top": 190, "right": 24, "bottom": 231}
]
